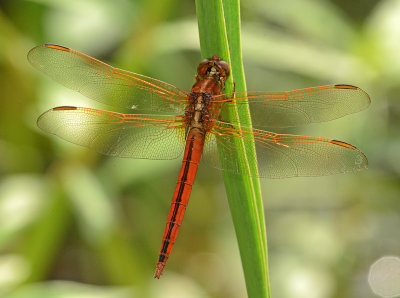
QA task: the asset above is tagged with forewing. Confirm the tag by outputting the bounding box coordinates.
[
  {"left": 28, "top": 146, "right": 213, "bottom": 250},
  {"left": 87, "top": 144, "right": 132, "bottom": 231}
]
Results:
[
  {"left": 214, "top": 85, "right": 370, "bottom": 128},
  {"left": 28, "top": 44, "right": 188, "bottom": 114},
  {"left": 37, "top": 107, "right": 186, "bottom": 159},
  {"left": 203, "top": 120, "right": 367, "bottom": 178}
]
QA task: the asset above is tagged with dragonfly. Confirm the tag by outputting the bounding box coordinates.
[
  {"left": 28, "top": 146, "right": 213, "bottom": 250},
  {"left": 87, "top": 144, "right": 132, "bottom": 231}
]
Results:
[{"left": 28, "top": 44, "right": 370, "bottom": 278}]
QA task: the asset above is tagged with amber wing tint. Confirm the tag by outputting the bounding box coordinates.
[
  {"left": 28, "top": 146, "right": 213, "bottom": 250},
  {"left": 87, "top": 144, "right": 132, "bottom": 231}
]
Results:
[
  {"left": 37, "top": 107, "right": 186, "bottom": 159},
  {"left": 215, "top": 85, "right": 370, "bottom": 128},
  {"left": 203, "top": 120, "right": 368, "bottom": 178},
  {"left": 28, "top": 44, "right": 188, "bottom": 114}
]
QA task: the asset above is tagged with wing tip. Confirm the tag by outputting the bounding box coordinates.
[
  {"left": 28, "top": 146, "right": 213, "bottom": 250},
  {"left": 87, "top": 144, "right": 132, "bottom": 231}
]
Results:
[
  {"left": 44, "top": 44, "right": 71, "bottom": 51},
  {"left": 28, "top": 44, "right": 71, "bottom": 66},
  {"left": 36, "top": 109, "right": 52, "bottom": 132},
  {"left": 331, "top": 139, "right": 369, "bottom": 168},
  {"left": 334, "top": 84, "right": 358, "bottom": 89},
  {"left": 52, "top": 106, "right": 78, "bottom": 111},
  {"left": 36, "top": 106, "right": 78, "bottom": 131},
  {"left": 334, "top": 84, "right": 371, "bottom": 109},
  {"left": 330, "top": 139, "right": 357, "bottom": 149}
]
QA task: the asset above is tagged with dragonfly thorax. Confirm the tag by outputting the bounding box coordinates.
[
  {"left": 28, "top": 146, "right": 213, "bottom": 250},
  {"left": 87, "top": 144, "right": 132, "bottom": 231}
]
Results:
[{"left": 184, "top": 92, "right": 213, "bottom": 132}]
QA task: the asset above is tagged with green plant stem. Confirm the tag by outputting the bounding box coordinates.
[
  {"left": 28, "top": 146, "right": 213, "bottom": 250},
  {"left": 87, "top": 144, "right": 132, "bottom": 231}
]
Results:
[{"left": 195, "top": 1, "right": 271, "bottom": 297}]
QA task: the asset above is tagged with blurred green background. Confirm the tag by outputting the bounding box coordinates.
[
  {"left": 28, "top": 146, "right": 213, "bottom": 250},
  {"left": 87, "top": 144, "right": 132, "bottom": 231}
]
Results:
[{"left": 0, "top": 0, "right": 399, "bottom": 297}]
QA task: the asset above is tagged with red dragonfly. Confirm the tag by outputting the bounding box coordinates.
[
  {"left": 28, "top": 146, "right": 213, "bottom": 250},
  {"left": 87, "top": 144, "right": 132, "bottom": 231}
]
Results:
[{"left": 28, "top": 44, "right": 370, "bottom": 278}]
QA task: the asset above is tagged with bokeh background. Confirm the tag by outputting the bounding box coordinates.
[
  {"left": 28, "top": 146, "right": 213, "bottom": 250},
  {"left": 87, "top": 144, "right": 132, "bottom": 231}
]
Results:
[{"left": 0, "top": 0, "right": 399, "bottom": 297}]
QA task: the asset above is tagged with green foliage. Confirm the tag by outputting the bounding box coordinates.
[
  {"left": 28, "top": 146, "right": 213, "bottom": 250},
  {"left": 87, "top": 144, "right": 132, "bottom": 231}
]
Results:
[{"left": 196, "top": 1, "right": 270, "bottom": 297}]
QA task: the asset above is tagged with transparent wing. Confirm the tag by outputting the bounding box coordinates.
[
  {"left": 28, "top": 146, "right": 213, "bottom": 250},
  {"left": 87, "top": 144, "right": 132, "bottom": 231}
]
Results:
[
  {"left": 203, "top": 120, "right": 367, "bottom": 178},
  {"left": 213, "top": 84, "right": 370, "bottom": 128},
  {"left": 28, "top": 44, "right": 188, "bottom": 114},
  {"left": 37, "top": 106, "right": 186, "bottom": 159}
]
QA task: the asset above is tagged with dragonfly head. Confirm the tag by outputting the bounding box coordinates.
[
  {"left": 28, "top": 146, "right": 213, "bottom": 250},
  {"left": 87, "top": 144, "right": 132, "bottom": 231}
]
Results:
[{"left": 197, "top": 56, "right": 230, "bottom": 89}]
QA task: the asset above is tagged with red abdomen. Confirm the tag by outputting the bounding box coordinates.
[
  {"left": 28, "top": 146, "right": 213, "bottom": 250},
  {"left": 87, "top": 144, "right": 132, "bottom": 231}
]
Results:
[{"left": 154, "top": 127, "right": 205, "bottom": 278}]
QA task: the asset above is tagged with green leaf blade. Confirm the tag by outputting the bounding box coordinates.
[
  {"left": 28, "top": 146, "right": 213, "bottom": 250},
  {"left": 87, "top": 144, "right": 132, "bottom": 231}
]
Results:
[{"left": 195, "top": 1, "right": 271, "bottom": 297}]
